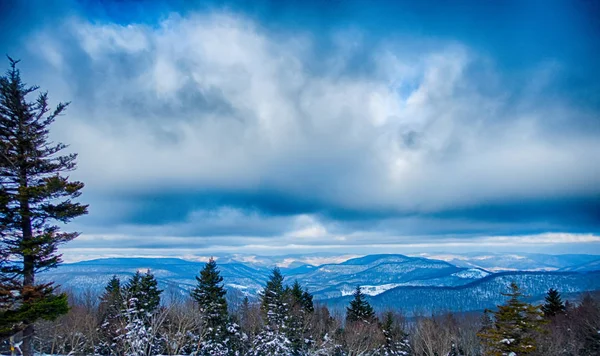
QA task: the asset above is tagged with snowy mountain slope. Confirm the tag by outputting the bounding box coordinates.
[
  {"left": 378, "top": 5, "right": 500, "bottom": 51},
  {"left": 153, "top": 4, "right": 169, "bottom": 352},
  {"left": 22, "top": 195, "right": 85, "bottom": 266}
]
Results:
[
  {"left": 41, "top": 253, "right": 600, "bottom": 310},
  {"left": 418, "top": 252, "right": 600, "bottom": 272},
  {"left": 560, "top": 258, "right": 600, "bottom": 272},
  {"left": 284, "top": 254, "right": 489, "bottom": 298},
  {"left": 324, "top": 271, "right": 600, "bottom": 315},
  {"left": 43, "top": 254, "right": 483, "bottom": 300},
  {"left": 40, "top": 257, "right": 269, "bottom": 300}
]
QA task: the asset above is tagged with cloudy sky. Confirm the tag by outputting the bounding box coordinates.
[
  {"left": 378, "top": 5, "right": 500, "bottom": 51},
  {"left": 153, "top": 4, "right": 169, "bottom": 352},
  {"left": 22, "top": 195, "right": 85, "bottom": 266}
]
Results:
[{"left": 1, "top": 0, "right": 599, "bottom": 261}]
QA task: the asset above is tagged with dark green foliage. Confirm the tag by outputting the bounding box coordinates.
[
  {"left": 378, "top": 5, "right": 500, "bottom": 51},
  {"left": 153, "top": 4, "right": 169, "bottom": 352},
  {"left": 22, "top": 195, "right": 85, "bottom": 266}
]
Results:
[
  {"left": 260, "top": 267, "right": 288, "bottom": 328},
  {"left": 99, "top": 275, "right": 122, "bottom": 319},
  {"left": 97, "top": 275, "right": 123, "bottom": 355},
  {"left": 191, "top": 258, "right": 229, "bottom": 343},
  {"left": 379, "top": 311, "right": 411, "bottom": 356},
  {"left": 541, "top": 288, "right": 566, "bottom": 318},
  {"left": 478, "top": 282, "right": 545, "bottom": 356},
  {"left": 346, "top": 286, "right": 375, "bottom": 324},
  {"left": 124, "top": 271, "right": 162, "bottom": 314},
  {"left": 0, "top": 57, "right": 87, "bottom": 353},
  {"left": 0, "top": 290, "right": 69, "bottom": 337},
  {"left": 287, "top": 280, "right": 315, "bottom": 354}
]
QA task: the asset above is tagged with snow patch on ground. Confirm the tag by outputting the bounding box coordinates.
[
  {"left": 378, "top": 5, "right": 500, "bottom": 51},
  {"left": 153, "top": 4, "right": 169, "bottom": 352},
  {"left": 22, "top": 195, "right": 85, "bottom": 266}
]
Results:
[
  {"left": 341, "top": 284, "right": 402, "bottom": 296},
  {"left": 453, "top": 269, "right": 490, "bottom": 279},
  {"left": 226, "top": 283, "right": 249, "bottom": 289}
]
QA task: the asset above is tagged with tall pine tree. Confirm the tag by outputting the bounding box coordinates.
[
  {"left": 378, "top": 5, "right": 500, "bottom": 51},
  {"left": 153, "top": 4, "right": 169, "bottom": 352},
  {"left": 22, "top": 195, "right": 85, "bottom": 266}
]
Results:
[
  {"left": 0, "top": 57, "right": 87, "bottom": 355},
  {"left": 97, "top": 275, "right": 123, "bottom": 355},
  {"left": 288, "top": 280, "right": 314, "bottom": 354},
  {"left": 478, "top": 282, "right": 545, "bottom": 356},
  {"left": 252, "top": 267, "right": 292, "bottom": 356},
  {"left": 260, "top": 267, "right": 289, "bottom": 328},
  {"left": 346, "top": 286, "right": 375, "bottom": 324},
  {"left": 191, "top": 257, "right": 231, "bottom": 354},
  {"left": 541, "top": 288, "right": 566, "bottom": 318}
]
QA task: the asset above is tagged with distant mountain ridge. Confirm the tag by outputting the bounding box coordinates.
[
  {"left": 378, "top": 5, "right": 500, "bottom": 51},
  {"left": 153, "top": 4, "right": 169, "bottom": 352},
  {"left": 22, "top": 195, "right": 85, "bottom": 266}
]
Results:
[
  {"left": 417, "top": 252, "right": 600, "bottom": 272},
  {"left": 325, "top": 270, "right": 600, "bottom": 316},
  {"left": 41, "top": 252, "right": 600, "bottom": 314}
]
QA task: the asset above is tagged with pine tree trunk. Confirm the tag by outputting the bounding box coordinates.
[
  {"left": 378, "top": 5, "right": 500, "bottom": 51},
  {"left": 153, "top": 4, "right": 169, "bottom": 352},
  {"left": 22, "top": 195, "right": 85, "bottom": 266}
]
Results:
[
  {"left": 20, "top": 168, "right": 35, "bottom": 356},
  {"left": 21, "top": 324, "right": 34, "bottom": 356}
]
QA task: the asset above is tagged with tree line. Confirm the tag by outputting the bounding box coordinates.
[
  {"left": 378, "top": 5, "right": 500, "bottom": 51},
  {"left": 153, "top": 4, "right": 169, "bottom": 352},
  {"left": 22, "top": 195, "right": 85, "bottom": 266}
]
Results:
[
  {"left": 3, "top": 257, "right": 600, "bottom": 355},
  {"left": 0, "top": 59, "right": 599, "bottom": 355}
]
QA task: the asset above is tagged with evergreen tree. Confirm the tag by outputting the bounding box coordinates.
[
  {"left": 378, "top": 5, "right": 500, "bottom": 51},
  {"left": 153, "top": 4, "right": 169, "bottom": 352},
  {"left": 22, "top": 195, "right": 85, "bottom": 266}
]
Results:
[
  {"left": 0, "top": 57, "right": 88, "bottom": 355},
  {"left": 346, "top": 286, "right": 375, "bottom": 324},
  {"left": 250, "top": 328, "right": 292, "bottom": 356},
  {"left": 99, "top": 275, "right": 122, "bottom": 319},
  {"left": 190, "top": 258, "right": 231, "bottom": 354},
  {"left": 260, "top": 267, "right": 289, "bottom": 328},
  {"left": 253, "top": 267, "right": 292, "bottom": 355},
  {"left": 541, "top": 288, "right": 566, "bottom": 318},
  {"left": 124, "top": 271, "right": 162, "bottom": 315},
  {"left": 378, "top": 311, "right": 411, "bottom": 356},
  {"left": 288, "top": 280, "right": 314, "bottom": 354},
  {"left": 97, "top": 275, "right": 124, "bottom": 355},
  {"left": 478, "top": 282, "right": 545, "bottom": 356},
  {"left": 117, "top": 271, "right": 164, "bottom": 356},
  {"left": 302, "top": 287, "right": 314, "bottom": 314}
]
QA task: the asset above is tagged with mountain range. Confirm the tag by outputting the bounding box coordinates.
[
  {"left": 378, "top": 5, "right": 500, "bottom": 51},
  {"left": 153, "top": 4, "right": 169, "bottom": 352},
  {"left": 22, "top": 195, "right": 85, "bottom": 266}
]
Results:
[{"left": 41, "top": 252, "right": 600, "bottom": 314}]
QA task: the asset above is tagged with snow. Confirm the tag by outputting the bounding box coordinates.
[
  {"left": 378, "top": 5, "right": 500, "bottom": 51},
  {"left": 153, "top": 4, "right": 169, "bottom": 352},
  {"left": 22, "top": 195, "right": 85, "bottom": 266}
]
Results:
[
  {"left": 226, "top": 283, "right": 248, "bottom": 290},
  {"left": 341, "top": 284, "right": 402, "bottom": 296},
  {"left": 453, "top": 269, "right": 490, "bottom": 279}
]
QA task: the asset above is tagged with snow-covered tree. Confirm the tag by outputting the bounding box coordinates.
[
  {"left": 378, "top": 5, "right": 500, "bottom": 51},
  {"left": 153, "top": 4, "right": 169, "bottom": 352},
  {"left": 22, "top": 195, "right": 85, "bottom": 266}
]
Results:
[
  {"left": 250, "top": 327, "right": 293, "bottom": 356},
  {"left": 96, "top": 275, "right": 124, "bottom": 355},
  {"left": 252, "top": 267, "right": 293, "bottom": 355},
  {"left": 118, "top": 297, "right": 166, "bottom": 356},
  {"left": 125, "top": 271, "right": 162, "bottom": 315},
  {"left": 288, "top": 280, "right": 314, "bottom": 354},
  {"left": 378, "top": 312, "right": 411, "bottom": 356},
  {"left": 112, "top": 271, "right": 166, "bottom": 355},
  {"left": 261, "top": 267, "right": 289, "bottom": 328}
]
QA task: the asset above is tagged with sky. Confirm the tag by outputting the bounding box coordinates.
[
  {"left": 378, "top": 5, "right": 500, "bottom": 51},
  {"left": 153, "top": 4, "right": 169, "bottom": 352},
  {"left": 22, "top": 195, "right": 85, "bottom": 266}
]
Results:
[{"left": 1, "top": 0, "right": 599, "bottom": 261}]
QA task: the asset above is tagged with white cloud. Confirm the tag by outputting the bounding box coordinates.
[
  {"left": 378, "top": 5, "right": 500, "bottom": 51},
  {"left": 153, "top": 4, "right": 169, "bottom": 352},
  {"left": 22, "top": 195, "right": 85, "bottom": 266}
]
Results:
[{"left": 13, "top": 11, "right": 599, "bottom": 257}]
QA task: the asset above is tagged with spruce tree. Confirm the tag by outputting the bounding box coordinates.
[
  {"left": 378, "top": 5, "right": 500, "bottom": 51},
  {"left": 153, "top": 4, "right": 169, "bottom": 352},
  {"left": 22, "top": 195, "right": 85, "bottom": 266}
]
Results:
[
  {"left": 346, "top": 286, "right": 375, "bottom": 324},
  {"left": 301, "top": 287, "right": 314, "bottom": 314},
  {"left": 99, "top": 275, "right": 122, "bottom": 319},
  {"left": 478, "top": 282, "right": 545, "bottom": 356},
  {"left": 260, "top": 267, "right": 288, "bottom": 328},
  {"left": 0, "top": 57, "right": 88, "bottom": 355},
  {"left": 288, "top": 280, "right": 314, "bottom": 354},
  {"left": 252, "top": 267, "right": 292, "bottom": 355},
  {"left": 191, "top": 258, "right": 230, "bottom": 354},
  {"left": 124, "top": 271, "right": 162, "bottom": 315},
  {"left": 379, "top": 311, "right": 411, "bottom": 356},
  {"left": 541, "top": 288, "right": 566, "bottom": 318},
  {"left": 119, "top": 271, "right": 164, "bottom": 355},
  {"left": 97, "top": 276, "right": 124, "bottom": 355}
]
